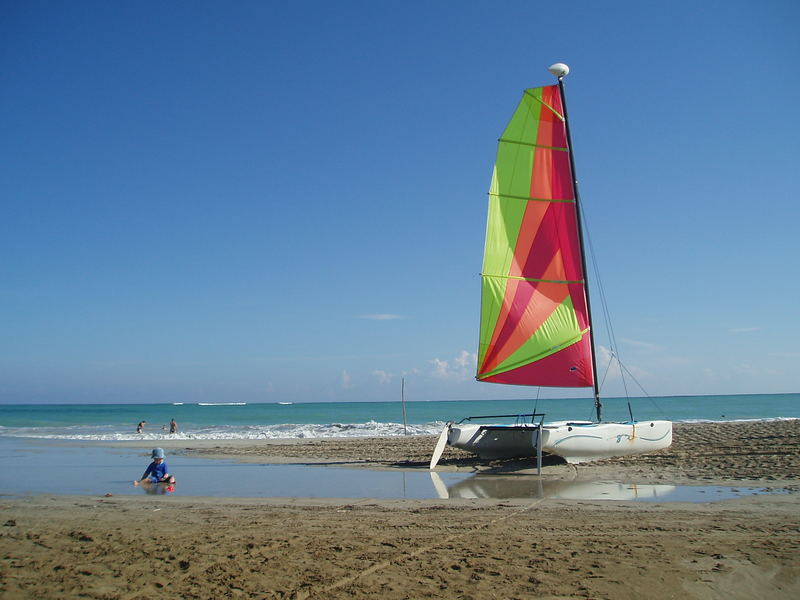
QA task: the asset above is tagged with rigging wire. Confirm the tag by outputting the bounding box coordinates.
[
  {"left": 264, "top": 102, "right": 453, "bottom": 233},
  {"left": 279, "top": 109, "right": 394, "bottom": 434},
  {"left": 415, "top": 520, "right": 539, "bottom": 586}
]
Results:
[
  {"left": 597, "top": 352, "right": 614, "bottom": 390},
  {"left": 616, "top": 358, "right": 671, "bottom": 421},
  {"left": 579, "top": 204, "right": 669, "bottom": 421},
  {"left": 531, "top": 387, "right": 541, "bottom": 424},
  {"left": 579, "top": 202, "right": 634, "bottom": 420}
]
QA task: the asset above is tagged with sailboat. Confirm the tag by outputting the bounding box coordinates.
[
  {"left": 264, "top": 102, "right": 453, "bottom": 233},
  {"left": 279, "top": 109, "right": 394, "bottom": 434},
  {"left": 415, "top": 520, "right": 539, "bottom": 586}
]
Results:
[{"left": 430, "top": 64, "right": 672, "bottom": 467}]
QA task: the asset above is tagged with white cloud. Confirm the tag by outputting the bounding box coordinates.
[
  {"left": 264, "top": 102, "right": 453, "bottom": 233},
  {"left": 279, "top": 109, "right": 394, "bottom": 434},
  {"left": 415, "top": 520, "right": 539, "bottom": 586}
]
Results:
[
  {"left": 430, "top": 358, "right": 450, "bottom": 378},
  {"left": 735, "top": 362, "right": 780, "bottom": 377},
  {"left": 769, "top": 351, "right": 800, "bottom": 359},
  {"left": 620, "top": 338, "right": 662, "bottom": 353},
  {"left": 596, "top": 345, "right": 621, "bottom": 382},
  {"left": 430, "top": 350, "right": 477, "bottom": 380},
  {"left": 454, "top": 350, "right": 474, "bottom": 368},
  {"left": 357, "top": 314, "right": 403, "bottom": 320},
  {"left": 373, "top": 370, "right": 393, "bottom": 384},
  {"left": 341, "top": 370, "right": 352, "bottom": 389},
  {"left": 596, "top": 345, "right": 650, "bottom": 385}
]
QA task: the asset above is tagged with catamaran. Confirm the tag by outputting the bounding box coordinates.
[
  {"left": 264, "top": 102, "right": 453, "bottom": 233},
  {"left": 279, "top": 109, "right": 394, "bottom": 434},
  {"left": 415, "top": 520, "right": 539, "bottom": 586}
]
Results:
[{"left": 430, "top": 64, "right": 672, "bottom": 468}]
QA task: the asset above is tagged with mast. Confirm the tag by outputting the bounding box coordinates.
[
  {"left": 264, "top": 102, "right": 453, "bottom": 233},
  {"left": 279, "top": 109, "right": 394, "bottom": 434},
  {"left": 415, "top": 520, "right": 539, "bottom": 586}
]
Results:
[{"left": 549, "top": 63, "right": 603, "bottom": 422}]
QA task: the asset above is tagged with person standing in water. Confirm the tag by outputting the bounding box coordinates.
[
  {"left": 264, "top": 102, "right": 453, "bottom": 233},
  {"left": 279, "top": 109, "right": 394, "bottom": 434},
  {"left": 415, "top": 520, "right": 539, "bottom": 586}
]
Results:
[
  {"left": 169, "top": 418, "right": 178, "bottom": 434},
  {"left": 136, "top": 420, "right": 146, "bottom": 434}
]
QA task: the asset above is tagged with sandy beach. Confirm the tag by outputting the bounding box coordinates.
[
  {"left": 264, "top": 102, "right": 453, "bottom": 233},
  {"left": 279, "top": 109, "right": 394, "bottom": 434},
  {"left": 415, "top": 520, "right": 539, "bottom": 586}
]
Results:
[{"left": 2, "top": 420, "right": 799, "bottom": 599}]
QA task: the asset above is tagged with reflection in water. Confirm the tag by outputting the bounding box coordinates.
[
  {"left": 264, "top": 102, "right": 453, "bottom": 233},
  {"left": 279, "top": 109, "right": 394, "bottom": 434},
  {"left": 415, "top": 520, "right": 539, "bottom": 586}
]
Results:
[
  {"left": 139, "top": 482, "right": 176, "bottom": 495},
  {"left": 430, "top": 472, "right": 676, "bottom": 500}
]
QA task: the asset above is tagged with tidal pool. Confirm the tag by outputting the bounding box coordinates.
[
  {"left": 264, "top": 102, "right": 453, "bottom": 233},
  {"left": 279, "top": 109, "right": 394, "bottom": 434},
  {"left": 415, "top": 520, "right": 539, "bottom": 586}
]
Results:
[{"left": 0, "top": 438, "right": 786, "bottom": 502}]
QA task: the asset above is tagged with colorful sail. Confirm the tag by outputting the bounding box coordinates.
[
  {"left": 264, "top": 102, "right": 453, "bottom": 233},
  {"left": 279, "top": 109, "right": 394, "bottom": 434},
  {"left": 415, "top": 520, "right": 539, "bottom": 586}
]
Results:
[{"left": 477, "top": 85, "right": 593, "bottom": 387}]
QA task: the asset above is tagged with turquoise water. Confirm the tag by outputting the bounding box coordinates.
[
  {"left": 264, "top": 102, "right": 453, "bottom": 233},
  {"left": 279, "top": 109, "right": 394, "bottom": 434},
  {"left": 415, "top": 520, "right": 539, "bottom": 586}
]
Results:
[{"left": 0, "top": 393, "right": 797, "bottom": 441}]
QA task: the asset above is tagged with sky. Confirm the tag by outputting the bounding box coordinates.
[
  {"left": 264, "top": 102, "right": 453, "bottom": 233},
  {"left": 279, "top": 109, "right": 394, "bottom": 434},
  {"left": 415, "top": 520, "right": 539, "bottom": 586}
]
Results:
[{"left": 1, "top": 0, "right": 799, "bottom": 404}]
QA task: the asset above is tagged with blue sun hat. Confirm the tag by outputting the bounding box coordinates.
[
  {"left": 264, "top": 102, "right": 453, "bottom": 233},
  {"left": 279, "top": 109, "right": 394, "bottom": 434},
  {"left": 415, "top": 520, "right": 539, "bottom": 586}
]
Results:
[{"left": 151, "top": 448, "right": 165, "bottom": 459}]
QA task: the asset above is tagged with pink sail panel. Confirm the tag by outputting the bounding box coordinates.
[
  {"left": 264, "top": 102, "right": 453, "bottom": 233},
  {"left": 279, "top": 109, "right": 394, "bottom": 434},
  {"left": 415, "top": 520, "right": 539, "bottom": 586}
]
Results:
[{"left": 480, "top": 335, "right": 594, "bottom": 386}]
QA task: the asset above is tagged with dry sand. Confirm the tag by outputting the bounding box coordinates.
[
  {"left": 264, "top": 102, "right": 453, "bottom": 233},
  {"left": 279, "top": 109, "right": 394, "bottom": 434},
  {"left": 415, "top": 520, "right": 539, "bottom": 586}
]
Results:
[{"left": 2, "top": 420, "right": 799, "bottom": 599}]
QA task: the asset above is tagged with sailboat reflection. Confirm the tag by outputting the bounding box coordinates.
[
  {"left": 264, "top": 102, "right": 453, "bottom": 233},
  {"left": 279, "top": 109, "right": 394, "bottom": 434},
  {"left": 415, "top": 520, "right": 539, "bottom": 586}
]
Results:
[{"left": 430, "top": 472, "right": 676, "bottom": 500}]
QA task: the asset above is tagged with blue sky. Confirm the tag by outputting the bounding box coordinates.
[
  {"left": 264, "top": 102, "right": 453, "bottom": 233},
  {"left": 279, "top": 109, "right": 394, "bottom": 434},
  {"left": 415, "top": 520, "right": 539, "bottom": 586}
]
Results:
[{"left": 2, "top": 0, "right": 798, "bottom": 404}]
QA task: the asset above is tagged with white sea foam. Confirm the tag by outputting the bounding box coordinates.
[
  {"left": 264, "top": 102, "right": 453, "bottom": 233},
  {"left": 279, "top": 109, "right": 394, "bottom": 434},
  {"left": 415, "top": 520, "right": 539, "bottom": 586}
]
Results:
[
  {"left": 0, "top": 421, "right": 446, "bottom": 441},
  {"left": 2, "top": 417, "right": 796, "bottom": 442}
]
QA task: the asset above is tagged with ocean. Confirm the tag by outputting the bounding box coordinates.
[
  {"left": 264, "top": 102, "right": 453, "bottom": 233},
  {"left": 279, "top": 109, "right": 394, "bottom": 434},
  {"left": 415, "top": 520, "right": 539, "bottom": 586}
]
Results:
[
  {"left": 1, "top": 393, "right": 798, "bottom": 441},
  {"left": 0, "top": 394, "right": 797, "bottom": 498}
]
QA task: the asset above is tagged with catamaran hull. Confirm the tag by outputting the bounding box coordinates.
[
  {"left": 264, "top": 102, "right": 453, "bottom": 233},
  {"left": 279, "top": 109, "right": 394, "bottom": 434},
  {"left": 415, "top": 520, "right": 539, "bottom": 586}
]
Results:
[
  {"left": 542, "top": 421, "right": 672, "bottom": 463},
  {"left": 447, "top": 421, "right": 672, "bottom": 464},
  {"left": 447, "top": 423, "right": 539, "bottom": 460}
]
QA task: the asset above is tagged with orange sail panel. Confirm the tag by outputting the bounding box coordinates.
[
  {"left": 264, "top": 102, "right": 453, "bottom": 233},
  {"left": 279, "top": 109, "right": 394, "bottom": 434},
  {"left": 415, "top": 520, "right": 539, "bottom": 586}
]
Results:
[{"left": 477, "top": 85, "right": 593, "bottom": 387}]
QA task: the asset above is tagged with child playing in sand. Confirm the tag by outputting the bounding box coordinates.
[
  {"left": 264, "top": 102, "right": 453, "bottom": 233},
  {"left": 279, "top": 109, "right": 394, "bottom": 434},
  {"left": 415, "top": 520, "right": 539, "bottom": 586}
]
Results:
[{"left": 134, "top": 448, "right": 176, "bottom": 486}]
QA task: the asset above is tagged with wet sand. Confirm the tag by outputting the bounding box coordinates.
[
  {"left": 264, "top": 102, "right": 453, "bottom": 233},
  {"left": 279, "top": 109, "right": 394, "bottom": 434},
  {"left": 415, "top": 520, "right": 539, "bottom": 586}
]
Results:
[{"left": 2, "top": 420, "right": 799, "bottom": 599}]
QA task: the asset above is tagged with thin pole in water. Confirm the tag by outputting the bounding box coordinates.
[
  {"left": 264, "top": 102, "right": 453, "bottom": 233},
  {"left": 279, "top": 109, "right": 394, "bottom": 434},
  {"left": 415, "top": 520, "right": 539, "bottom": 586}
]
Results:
[
  {"left": 536, "top": 423, "right": 542, "bottom": 476},
  {"left": 553, "top": 64, "right": 603, "bottom": 422},
  {"left": 401, "top": 378, "right": 408, "bottom": 435}
]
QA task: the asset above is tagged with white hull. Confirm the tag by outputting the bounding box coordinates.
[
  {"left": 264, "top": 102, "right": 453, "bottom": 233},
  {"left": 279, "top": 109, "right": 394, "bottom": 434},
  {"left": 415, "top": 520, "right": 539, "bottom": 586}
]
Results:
[{"left": 447, "top": 420, "right": 672, "bottom": 464}]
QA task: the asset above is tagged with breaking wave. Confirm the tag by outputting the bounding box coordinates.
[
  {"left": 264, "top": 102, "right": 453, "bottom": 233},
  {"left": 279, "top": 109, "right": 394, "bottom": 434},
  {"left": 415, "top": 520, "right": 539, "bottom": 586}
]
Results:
[{"left": 0, "top": 420, "right": 445, "bottom": 441}]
